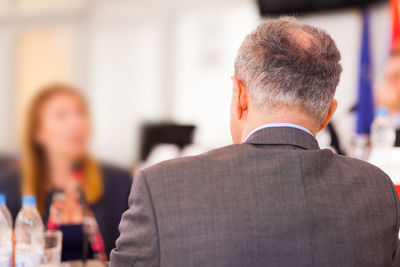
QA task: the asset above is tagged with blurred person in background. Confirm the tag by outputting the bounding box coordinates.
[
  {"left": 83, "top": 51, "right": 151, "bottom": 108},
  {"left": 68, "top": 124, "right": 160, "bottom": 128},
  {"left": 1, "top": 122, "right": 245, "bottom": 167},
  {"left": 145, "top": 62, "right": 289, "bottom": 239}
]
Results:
[
  {"left": 0, "top": 84, "right": 132, "bottom": 261},
  {"left": 377, "top": 50, "right": 400, "bottom": 146}
]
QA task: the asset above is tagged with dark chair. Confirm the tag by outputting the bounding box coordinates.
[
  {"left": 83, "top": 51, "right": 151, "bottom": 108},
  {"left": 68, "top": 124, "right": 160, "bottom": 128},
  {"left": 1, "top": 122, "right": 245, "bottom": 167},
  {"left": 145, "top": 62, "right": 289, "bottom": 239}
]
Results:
[{"left": 139, "top": 123, "right": 196, "bottom": 161}]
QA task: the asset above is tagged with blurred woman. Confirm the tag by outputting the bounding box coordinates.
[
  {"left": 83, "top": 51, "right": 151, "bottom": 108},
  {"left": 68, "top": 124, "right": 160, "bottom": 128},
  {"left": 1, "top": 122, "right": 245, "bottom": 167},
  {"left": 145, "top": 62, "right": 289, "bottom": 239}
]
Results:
[{"left": 0, "top": 84, "right": 132, "bottom": 261}]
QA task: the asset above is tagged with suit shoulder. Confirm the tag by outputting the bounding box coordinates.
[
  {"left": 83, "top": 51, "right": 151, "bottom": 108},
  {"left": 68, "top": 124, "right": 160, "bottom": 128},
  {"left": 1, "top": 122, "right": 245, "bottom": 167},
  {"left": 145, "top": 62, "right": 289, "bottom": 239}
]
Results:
[
  {"left": 334, "top": 153, "right": 385, "bottom": 172},
  {"left": 331, "top": 152, "right": 392, "bottom": 182},
  {"left": 141, "top": 144, "right": 243, "bottom": 178}
]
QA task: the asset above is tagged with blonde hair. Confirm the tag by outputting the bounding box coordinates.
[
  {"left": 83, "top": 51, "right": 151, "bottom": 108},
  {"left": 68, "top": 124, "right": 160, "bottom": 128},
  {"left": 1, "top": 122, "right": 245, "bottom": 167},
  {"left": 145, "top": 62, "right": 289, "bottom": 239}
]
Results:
[{"left": 21, "top": 84, "right": 103, "bottom": 215}]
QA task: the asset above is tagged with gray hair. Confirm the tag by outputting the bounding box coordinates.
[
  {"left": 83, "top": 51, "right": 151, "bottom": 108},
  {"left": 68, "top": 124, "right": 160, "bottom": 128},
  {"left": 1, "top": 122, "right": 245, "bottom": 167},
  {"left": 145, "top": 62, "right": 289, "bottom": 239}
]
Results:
[{"left": 234, "top": 17, "right": 342, "bottom": 124}]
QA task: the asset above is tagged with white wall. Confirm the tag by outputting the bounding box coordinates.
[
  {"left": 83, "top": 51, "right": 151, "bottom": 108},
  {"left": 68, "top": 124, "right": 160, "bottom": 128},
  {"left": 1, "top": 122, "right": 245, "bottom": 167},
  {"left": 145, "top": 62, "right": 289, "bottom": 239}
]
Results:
[
  {"left": 171, "top": 1, "right": 259, "bottom": 148},
  {"left": 0, "top": 30, "right": 17, "bottom": 154},
  {"left": 87, "top": 0, "right": 259, "bottom": 166},
  {"left": 88, "top": 17, "right": 167, "bottom": 166}
]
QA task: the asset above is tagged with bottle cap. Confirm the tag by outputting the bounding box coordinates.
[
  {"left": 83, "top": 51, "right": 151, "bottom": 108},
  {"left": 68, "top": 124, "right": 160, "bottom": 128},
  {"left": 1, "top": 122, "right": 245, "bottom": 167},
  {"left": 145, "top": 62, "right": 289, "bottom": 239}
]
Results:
[
  {"left": 0, "top": 194, "right": 5, "bottom": 204},
  {"left": 22, "top": 196, "right": 36, "bottom": 206},
  {"left": 376, "top": 107, "right": 389, "bottom": 117}
]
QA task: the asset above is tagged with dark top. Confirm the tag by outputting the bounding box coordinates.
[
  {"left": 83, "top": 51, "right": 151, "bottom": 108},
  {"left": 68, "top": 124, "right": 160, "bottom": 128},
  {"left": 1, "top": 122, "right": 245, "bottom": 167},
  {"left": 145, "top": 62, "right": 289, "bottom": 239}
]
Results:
[
  {"left": 395, "top": 129, "right": 400, "bottom": 147},
  {"left": 111, "top": 127, "right": 400, "bottom": 267},
  {"left": 0, "top": 163, "right": 132, "bottom": 261}
]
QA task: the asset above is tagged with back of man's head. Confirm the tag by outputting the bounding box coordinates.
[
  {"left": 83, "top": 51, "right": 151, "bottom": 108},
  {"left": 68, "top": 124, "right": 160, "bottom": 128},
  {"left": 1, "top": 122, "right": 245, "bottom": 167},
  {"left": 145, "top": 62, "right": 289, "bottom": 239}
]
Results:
[{"left": 234, "top": 17, "right": 342, "bottom": 126}]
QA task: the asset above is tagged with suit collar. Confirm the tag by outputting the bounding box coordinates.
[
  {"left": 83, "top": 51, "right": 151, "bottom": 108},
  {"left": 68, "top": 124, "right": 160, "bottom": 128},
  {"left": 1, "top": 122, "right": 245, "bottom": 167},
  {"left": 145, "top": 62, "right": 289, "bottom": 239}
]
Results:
[{"left": 244, "top": 126, "right": 320, "bottom": 150}]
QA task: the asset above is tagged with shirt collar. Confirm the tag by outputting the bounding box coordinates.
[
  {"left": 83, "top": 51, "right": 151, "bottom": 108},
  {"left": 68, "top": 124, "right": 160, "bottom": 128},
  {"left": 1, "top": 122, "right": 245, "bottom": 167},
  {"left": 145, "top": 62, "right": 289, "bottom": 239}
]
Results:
[{"left": 243, "top": 123, "right": 313, "bottom": 143}]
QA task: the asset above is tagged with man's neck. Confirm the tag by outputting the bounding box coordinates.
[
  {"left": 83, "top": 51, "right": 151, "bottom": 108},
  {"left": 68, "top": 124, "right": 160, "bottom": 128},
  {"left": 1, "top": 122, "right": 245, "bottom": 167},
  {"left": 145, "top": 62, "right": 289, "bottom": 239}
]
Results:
[{"left": 241, "top": 114, "right": 317, "bottom": 142}]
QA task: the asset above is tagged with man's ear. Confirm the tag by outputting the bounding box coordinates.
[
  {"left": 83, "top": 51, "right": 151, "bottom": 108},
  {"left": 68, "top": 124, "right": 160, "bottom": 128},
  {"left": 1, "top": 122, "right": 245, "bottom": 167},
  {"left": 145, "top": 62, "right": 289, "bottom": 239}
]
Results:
[
  {"left": 232, "top": 76, "right": 249, "bottom": 120},
  {"left": 318, "top": 98, "right": 338, "bottom": 132}
]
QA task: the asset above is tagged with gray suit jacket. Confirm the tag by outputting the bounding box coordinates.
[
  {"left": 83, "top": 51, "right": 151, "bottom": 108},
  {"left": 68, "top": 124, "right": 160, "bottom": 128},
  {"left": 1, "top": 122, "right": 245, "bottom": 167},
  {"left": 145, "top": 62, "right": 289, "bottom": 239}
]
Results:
[{"left": 110, "top": 127, "right": 400, "bottom": 267}]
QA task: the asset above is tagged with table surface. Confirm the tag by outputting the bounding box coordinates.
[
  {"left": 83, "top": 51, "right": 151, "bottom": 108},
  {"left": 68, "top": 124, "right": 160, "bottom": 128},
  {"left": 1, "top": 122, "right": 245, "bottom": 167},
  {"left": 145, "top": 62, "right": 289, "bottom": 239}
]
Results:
[{"left": 61, "top": 260, "right": 106, "bottom": 267}]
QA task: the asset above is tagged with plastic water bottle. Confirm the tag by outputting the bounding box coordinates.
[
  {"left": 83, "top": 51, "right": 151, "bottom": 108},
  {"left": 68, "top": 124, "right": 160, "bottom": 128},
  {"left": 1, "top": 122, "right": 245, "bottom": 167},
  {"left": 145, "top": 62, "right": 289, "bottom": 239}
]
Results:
[
  {"left": 0, "top": 194, "right": 12, "bottom": 227},
  {"left": 370, "top": 108, "right": 396, "bottom": 148},
  {"left": 15, "top": 196, "right": 44, "bottom": 267},
  {"left": 0, "top": 205, "right": 12, "bottom": 266}
]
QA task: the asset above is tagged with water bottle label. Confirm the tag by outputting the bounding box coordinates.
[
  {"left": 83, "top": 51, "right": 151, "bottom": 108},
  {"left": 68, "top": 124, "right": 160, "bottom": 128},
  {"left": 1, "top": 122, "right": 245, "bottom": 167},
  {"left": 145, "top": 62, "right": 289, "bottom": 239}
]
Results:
[
  {"left": 15, "top": 255, "right": 36, "bottom": 267},
  {"left": 0, "top": 254, "right": 11, "bottom": 267}
]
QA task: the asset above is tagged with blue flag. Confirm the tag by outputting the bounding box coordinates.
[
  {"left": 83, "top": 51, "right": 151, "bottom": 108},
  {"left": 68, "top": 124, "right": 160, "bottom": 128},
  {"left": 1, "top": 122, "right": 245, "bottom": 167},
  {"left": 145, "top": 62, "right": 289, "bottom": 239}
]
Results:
[{"left": 356, "top": 8, "right": 375, "bottom": 134}]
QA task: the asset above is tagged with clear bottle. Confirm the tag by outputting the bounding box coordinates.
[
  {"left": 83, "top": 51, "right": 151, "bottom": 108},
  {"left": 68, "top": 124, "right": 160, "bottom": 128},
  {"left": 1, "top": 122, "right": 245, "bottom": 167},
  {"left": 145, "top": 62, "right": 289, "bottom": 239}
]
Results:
[
  {"left": 15, "top": 196, "right": 44, "bottom": 267},
  {"left": 370, "top": 108, "right": 396, "bottom": 148},
  {"left": 0, "top": 194, "right": 12, "bottom": 227},
  {"left": 0, "top": 206, "right": 12, "bottom": 266}
]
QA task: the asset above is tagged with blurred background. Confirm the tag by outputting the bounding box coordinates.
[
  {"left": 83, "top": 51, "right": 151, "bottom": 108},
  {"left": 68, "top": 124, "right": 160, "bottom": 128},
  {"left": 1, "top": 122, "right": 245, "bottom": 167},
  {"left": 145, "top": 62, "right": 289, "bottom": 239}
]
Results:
[{"left": 0, "top": 0, "right": 392, "bottom": 169}]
